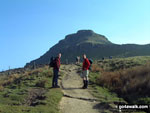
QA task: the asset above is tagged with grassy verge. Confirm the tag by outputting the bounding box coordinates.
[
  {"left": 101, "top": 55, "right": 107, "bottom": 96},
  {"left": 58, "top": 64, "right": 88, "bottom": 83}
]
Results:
[
  {"left": 89, "top": 72, "right": 148, "bottom": 113},
  {"left": 88, "top": 56, "right": 150, "bottom": 113},
  {"left": 89, "top": 72, "right": 126, "bottom": 103},
  {"left": 0, "top": 66, "right": 63, "bottom": 113},
  {"left": 88, "top": 72, "right": 126, "bottom": 113}
]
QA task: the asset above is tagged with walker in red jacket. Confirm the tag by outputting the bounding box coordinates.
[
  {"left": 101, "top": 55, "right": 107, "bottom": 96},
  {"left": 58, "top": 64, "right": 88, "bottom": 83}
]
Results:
[
  {"left": 82, "top": 54, "right": 90, "bottom": 89},
  {"left": 52, "top": 53, "right": 61, "bottom": 88}
]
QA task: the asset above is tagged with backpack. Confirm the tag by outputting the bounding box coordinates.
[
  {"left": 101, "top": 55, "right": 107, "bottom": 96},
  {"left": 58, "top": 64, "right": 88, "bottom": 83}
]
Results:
[
  {"left": 89, "top": 59, "right": 93, "bottom": 70},
  {"left": 49, "top": 57, "right": 56, "bottom": 67}
]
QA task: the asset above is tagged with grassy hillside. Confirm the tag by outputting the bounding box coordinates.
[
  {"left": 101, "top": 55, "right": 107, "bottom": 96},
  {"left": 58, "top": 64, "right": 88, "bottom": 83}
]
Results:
[
  {"left": 96, "top": 56, "right": 150, "bottom": 71},
  {"left": 0, "top": 66, "right": 63, "bottom": 113},
  {"left": 89, "top": 56, "right": 150, "bottom": 112},
  {"left": 1, "top": 56, "right": 150, "bottom": 112},
  {"left": 25, "top": 30, "right": 150, "bottom": 67}
]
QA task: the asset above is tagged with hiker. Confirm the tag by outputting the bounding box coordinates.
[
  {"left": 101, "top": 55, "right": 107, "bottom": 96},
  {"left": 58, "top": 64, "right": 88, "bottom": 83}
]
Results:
[
  {"left": 76, "top": 56, "right": 80, "bottom": 64},
  {"left": 51, "top": 53, "right": 61, "bottom": 88},
  {"left": 82, "top": 54, "right": 90, "bottom": 89},
  {"left": 102, "top": 57, "right": 105, "bottom": 60},
  {"left": 109, "top": 56, "right": 112, "bottom": 59}
]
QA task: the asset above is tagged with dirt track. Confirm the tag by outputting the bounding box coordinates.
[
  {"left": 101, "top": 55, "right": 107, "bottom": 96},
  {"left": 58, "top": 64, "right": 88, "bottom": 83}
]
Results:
[{"left": 59, "top": 65, "right": 101, "bottom": 113}]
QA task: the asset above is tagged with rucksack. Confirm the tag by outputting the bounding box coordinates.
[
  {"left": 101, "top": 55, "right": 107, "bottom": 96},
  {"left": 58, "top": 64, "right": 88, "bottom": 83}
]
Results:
[
  {"left": 49, "top": 57, "right": 56, "bottom": 67},
  {"left": 89, "top": 59, "right": 93, "bottom": 70}
]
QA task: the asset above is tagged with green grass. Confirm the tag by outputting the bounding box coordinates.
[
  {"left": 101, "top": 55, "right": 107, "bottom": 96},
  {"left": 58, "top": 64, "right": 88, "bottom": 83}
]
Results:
[
  {"left": 0, "top": 67, "right": 63, "bottom": 113},
  {"left": 89, "top": 72, "right": 126, "bottom": 103},
  {"left": 88, "top": 72, "right": 127, "bottom": 113},
  {"left": 97, "top": 56, "right": 150, "bottom": 71},
  {"left": 90, "top": 85, "right": 125, "bottom": 103}
]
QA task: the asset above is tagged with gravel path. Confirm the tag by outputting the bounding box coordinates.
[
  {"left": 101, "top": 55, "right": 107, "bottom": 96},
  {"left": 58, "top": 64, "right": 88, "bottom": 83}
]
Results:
[{"left": 59, "top": 64, "right": 101, "bottom": 113}]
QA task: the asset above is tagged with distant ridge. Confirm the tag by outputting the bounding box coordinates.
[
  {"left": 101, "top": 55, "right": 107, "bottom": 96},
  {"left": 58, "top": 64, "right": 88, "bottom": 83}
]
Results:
[{"left": 25, "top": 30, "right": 150, "bottom": 67}]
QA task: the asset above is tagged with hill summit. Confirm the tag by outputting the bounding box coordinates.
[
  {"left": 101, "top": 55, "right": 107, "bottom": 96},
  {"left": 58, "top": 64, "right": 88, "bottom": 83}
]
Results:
[
  {"left": 25, "top": 30, "right": 150, "bottom": 67},
  {"left": 62, "top": 30, "right": 112, "bottom": 45}
]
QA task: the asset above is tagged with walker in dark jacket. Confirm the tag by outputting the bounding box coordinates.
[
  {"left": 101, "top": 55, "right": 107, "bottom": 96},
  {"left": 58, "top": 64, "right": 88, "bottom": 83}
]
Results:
[{"left": 52, "top": 53, "right": 61, "bottom": 88}]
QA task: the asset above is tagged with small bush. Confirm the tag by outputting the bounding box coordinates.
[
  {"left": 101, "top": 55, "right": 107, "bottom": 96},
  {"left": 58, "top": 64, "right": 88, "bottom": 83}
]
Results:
[
  {"left": 35, "top": 80, "right": 48, "bottom": 88},
  {"left": 0, "top": 85, "right": 4, "bottom": 91},
  {"left": 27, "top": 68, "right": 43, "bottom": 76},
  {"left": 41, "top": 69, "right": 52, "bottom": 77},
  {"left": 2, "top": 74, "right": 20, "bottom": 87},
  {"left": 91, "top": 64, "right": 103, "bottom": 73},
  {"left": 25, "top": 88, "right": 46, "bottom": 106}
]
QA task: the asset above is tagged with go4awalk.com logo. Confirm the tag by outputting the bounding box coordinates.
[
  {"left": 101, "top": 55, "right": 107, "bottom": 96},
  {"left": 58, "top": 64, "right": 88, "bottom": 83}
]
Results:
[{"left": 118, "top": 104, "right": 150, "bottom": 112}]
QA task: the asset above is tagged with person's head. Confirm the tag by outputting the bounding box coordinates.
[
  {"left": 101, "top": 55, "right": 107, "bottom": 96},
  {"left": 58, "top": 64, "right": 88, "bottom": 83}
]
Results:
[
  {"left": 83, "top": 54, "right": 86, "bottom": 59},
  {"left": 58, "top": 53, "right": 61, "bottom": 58}
]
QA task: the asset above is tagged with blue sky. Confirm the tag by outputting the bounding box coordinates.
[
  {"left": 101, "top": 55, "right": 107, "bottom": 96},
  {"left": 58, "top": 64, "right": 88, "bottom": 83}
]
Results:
[{"left": 0, "top": 0, "right": 150, "bottom": 71}]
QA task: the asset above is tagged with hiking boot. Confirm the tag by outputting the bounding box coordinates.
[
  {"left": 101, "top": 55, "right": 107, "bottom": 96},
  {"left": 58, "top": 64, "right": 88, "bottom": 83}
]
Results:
[
  {"left": 52, "top": 85, "right": 55, "bottom": 88},
  {"left": 55, "top": 85, "right": 60, "bottom": 88},
  {"left": 85, "top": 80, "right": 88, "bottom": 89},
  {"left": 82, "top": 80, "right": 86, "bottom": 89}
]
